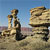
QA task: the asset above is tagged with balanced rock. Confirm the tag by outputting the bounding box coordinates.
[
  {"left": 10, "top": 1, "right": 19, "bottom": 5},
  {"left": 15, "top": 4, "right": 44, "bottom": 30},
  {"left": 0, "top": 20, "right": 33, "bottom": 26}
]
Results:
[{"left": 29, "top": 6, "right": 50, "bottom": 41}]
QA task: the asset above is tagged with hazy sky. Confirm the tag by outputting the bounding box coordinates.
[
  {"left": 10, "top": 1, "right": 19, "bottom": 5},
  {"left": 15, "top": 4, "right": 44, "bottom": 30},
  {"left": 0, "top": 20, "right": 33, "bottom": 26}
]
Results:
[{"left": 0, "top": 0, "right": 50, "bottom": 27}]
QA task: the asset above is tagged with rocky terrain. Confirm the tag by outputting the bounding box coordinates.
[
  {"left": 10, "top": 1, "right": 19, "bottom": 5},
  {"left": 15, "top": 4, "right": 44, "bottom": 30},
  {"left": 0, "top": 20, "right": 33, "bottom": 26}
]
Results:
[
  {"left": 0, "top": 36, "right": 50, "bottom": 50},
  {"left": 0, "top": 6, "right": 50, "bottom": 50}
]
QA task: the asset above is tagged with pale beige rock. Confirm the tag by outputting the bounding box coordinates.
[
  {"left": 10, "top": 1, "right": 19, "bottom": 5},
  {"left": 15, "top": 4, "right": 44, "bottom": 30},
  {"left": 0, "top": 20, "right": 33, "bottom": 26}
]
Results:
[
  {"left": 29, "top": 6, "right": 50, "bottom": 41},
  {"left": 11, "top": 9, "right": 18, "bottom": 17},
  {"left": 10, "top": 28, "right": 16, "bottom": 35},
  {"left": 7, "top": 15, "right": 13, "bottom": 29},
  {"left": 1, "top": 29, "right": 10, "bottom": 36},
  {"left": 1, "top": 9, "right": 21, "bottom": 40},
  {"left": 29, "top": 9, "right": 50, "bottom": 26}
]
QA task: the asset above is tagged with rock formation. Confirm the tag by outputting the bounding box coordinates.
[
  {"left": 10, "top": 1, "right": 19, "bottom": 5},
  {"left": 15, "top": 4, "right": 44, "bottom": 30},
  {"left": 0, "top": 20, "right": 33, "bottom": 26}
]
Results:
[
  {"left": 10, "top": 9, "right": 21, "bottom": 35},
  {"left": 29, "top": 6, "right": 50, "bottom": 41},
  {"left": 7, "top": 15, "right": 13, "bottom": 29},
  {"left": 1, "top": 9, "right": 22, "bottom": 40}
]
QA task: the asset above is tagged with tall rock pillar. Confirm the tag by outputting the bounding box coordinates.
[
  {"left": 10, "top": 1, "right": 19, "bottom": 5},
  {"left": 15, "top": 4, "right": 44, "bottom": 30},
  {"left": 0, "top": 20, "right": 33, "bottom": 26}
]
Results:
[
  {"left": 7, "top": 15, "right": 12, "bottom": 29},
  {"left": 11, "top": 9, "right": 21, "bottom": 40}
]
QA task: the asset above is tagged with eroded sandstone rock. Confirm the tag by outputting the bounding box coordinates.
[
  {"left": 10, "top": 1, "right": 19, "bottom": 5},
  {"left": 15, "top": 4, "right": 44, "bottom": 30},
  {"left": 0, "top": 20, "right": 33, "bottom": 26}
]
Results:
[
  {"left": 1, "top": 9, "right": 22, "bottom": 40},
  {"left": 29, "top": 6, "right": 50, "bottom": 41}
]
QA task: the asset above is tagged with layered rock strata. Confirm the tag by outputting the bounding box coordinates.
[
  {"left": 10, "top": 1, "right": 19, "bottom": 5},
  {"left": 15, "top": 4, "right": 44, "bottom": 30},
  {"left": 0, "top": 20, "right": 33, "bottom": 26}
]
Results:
[{"left": 29, "top": 6, "right": 50, "bottom": 41}]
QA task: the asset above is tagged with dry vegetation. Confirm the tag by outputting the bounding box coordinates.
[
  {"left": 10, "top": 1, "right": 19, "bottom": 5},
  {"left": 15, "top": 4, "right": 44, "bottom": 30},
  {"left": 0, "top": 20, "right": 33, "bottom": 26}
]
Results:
[{"left": 0, "top": 36, "right": 50, "bottom": 50}]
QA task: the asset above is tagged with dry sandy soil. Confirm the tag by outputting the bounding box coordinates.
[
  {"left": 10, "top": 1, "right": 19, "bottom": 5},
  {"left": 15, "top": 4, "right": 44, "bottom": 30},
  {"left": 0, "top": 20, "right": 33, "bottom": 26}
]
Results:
[{"left": 0, "top": 36, "right": 50, "bottom": 50}]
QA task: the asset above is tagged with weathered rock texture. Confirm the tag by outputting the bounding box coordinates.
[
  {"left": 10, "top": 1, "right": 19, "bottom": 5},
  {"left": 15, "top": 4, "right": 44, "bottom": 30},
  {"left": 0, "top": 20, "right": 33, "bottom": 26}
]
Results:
[
  {"left": 29, "top": 6, "right": 50, "bottom": 41},
  {"left": 1, "top": 9, "right": 22, "bottom": 40},
  {"left": 11, "top": 9, "right": 21, "bottom": 35},
  {"left": 7, "top": 15, "right": 13, "bottom": 29}
]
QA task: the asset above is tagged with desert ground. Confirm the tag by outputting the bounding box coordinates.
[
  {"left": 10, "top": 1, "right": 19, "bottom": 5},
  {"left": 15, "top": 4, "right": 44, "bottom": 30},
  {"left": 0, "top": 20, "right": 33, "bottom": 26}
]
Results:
[{"left": 0, "top": 36, "right": 50, "bottom": 50}]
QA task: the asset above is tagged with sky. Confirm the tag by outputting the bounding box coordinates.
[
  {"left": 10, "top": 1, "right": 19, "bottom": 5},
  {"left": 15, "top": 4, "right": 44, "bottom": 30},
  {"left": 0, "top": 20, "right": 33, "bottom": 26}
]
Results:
[{"left": 0, "top": 0, "right": 50, "bottom": 28}]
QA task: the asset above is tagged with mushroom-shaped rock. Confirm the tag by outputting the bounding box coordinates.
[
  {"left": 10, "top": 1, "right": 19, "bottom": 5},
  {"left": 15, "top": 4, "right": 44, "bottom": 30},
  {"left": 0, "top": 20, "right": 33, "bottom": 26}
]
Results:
[{"left": 29, "top": 6, "right": 50, "bottom": 41}]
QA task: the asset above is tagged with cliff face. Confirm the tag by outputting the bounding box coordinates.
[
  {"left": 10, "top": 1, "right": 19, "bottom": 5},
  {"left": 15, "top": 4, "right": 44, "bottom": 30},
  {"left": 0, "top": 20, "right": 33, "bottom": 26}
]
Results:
[
  {"left": 29, "top": 6, "right": 50, "bottom": 27},
  {"left": 29, "top": 6, "right": 50, "bottom": 41}
]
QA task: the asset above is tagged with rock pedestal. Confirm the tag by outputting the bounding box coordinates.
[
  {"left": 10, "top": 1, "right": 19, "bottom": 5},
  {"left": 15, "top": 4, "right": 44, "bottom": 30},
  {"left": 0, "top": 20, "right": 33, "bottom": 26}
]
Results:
[
  {"left": 11, "top": 9, "right": 21, "bottom": 40},
  {"left": 11, "top": 9, "right": 21, "bottom": 34},
  {"left": 1, "top": 9, "right": 22, "bottom": 40},
  {"left": 29, "top": 6, "right": 50, "bottom": 41}
]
